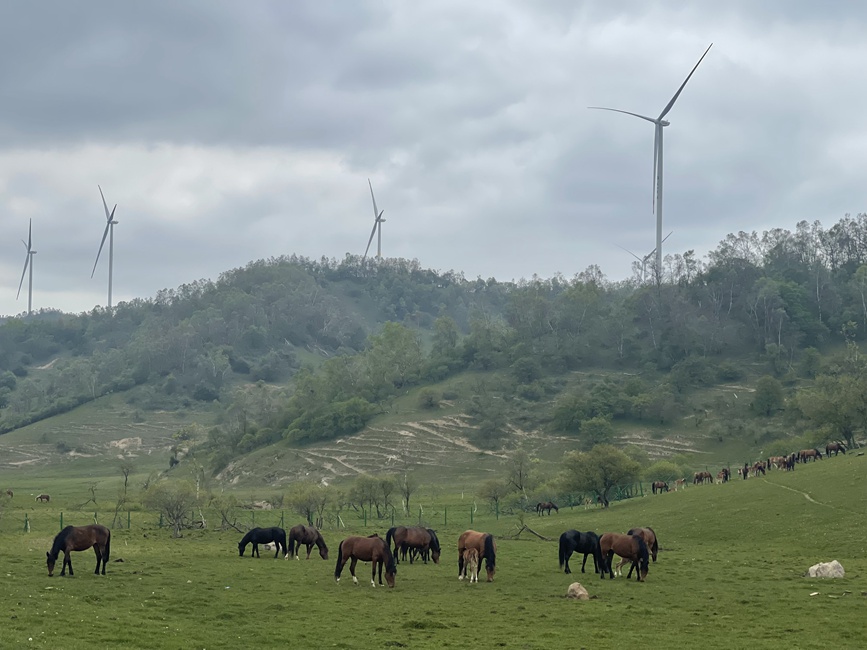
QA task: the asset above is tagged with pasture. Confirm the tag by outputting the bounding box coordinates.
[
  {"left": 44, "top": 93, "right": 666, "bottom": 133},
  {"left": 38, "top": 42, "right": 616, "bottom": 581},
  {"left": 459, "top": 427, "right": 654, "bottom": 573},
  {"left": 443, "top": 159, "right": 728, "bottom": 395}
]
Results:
[{"left": 0, "top": 455, "right": 865, "bottom": 649}]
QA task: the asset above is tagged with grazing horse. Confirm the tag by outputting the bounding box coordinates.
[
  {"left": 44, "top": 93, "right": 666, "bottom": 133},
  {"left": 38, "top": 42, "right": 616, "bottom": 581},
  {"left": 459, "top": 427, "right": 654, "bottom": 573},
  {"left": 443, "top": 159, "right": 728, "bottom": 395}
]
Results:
[
  {"left": 599, "top": 532, "right": 649, "bottom": 581},
  {"left": 767, "top": 456, "right": 787, "bottom": 470},
  {"left": 535, "top": 501, "right": 559, "bottom": 515},
  {"left": 238, "top": 527, "right": 287, "bottom": 558},
  {"left": 825, "top": 442, "right": 846, "bottom": 458},
  {"left": 673, "top": 478, "right": 686, "bottom": 491},
  {"left": 287, "top": 524, "right": 328, "bottom": 560},
  {"left": 613, "top": 526, "right": 659, "bottom": 575},
  {"left": 461, "top": 547, "right": 480, "bottom": 583},
  {"left": 334, "top": 534, "right": 396, "bottom": 588},
  {"left": 799, "top": 448, "right": 823, "bottom": 463},
  {"left": 693, "top": 471, "right": 713, "bottom": 485},
  {"left": 458, "top": 530, "right": 496, "bottom": 582},
  {"left": 35, "top": 493, "right": 50, "bottom": 503},
  {"left": 558, "top": 529, "right": 604, "bottom": 574},
  {"left": 46, "top": 524, "right": 111, "bottom": 577},
  {"left": 751, "top": 461, "right": 766, "bottom": 477},
  {"left": 4, "top": 489, "right": 11, "bottom": 498},
  {"left": 651, "top": 481, "right": 669, "bottom": 494},
  {"left": 386, "top": 526, "right": 440, "bottom": 564}
]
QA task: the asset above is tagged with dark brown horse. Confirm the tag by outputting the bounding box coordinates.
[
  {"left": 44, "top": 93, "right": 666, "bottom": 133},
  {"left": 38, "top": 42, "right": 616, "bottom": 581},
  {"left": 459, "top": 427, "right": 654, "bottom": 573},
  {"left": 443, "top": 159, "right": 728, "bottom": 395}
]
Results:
[
  {"left": 36, "top": 493, "right": 50, "bottom": 502},
  {"left": 798, "top": 448, "right": 823, "bottom": 463},
  {"left": 535, "top": 501, "right": 559, "bottom": 515},
  {"left": 458, "top": 530, "right": 496, "bottom": 582},
  {"left": 385, "top": 526, "right": 440, "bottom": 564},
  {"left": 612, "top": 527, "right": 659, "bottom": 574},
  {"left": 334, "top": 534, "right": 396, "bottom": 588},
  {"left": 46, "top": 524, "right": 111, "bottom": 577},
  {"left": 287, "top": 524, "right": 328, "bottom": 560},
  {"left": 825, "top": 442, "right": 846, "bottom": 457},
  {"left": 599, "top": 532, "right": 649, "bottom": 581},
  {"left": 651, "top": 481, "right": 668, "bottom": 494}
]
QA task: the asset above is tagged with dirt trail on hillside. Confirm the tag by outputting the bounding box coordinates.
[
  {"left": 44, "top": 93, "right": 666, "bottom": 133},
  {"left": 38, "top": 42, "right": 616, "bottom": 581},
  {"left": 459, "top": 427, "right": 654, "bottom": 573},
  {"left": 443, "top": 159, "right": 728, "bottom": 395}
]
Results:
[{"left": 762, "top": 479, "right": 835, "bottom": 508}]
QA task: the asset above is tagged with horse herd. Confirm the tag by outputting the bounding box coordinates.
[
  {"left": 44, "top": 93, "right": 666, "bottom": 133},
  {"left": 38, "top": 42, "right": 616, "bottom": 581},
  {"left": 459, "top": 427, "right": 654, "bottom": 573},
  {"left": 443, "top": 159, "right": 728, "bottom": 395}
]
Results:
[{"left": 558, "top": 527, "right": 656, "bottom": 582}]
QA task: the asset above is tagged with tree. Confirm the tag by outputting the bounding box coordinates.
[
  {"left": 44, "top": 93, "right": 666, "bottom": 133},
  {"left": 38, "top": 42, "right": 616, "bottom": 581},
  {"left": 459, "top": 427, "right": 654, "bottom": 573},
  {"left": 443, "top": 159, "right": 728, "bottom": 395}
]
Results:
[
  {"left": 505, "top": 449, "right": 535, "bottom": 494},
  {"left": 560, "top": 445, "right": 641, "bottom": 508},
  {"left": 477, "top": 479, "right": 509, "bottom": 511},
  {"left": 397, "top": 472, "right": 418, "bottom": 515},
  {"left": 797, "top": 374, "right": 864, "bottom": 449},
  {"left": 752, "top": 375, "right": 784, "bottom": 416},
  {"left": 143, "top": 480, "right": 197, "bottom": 537},
  {"left": 580, "top": 416, "right": 614, "bottom": 447}
]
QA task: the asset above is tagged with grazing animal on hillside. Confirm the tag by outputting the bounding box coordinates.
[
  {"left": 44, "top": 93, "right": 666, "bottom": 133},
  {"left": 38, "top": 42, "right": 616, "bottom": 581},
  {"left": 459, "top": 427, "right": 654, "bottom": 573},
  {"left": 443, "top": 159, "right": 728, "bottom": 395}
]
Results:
[
  {"left": 651, "top": 481, "right": 669, "bottom": 494},
  {"left": 693, "top": 471, "right": 713, "bottom": 485},
  {"left": 35, "top": 493, "right": 50, "bottom": 503},
  {"left": 751, "top": 461, "right": 766, "bottom": 477},
  {"left": 599, "top": 532, "right": 649, "bottom": 582},
  {"left": 287, "top": 524, "right": 328, "bottom": 560},
  {"left": 673, "top": 478, "right": 687, "bottom": 491},
  {"left": 334, "top": 534, "right": 396, "bottom": 588},
  {"left": 461, "top": 547, "right": 480, "bottom": 583},
  {"left": 825, "top": 442, "right": 846, "bottom": 457},
  {"left": 535, "top": 501, "right": 559, "bottom": 515},
  {"left": 458, "top": 530, "right": 496, "bottom": 582},
  {"left": 799, "top": 448, "right": 823, "bottom": 463},
  {"left": 4, "top": 489, "right": 12, "bottom": 498},
  {"left": 559, "top": 530, "right": 604, "bottom": 575},
  {"left": 238, "top": 527, "right": 287, "bottom": 559},
  {"left": 385, "top": 526, "right": 441, "bottom": 564},
  {"left": 46, "top": 524, "right": 110, "bottom": 577}
]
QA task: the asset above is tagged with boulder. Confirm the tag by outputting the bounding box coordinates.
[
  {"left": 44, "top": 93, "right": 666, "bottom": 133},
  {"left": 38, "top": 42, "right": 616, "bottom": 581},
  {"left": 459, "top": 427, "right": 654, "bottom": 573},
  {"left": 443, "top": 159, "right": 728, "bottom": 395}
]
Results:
[
  {"left": 566, "top": 582, "right": 590, "bottom": 600},
  {"left": 807, "top": 560, "right": 845, "bottom": 578}
]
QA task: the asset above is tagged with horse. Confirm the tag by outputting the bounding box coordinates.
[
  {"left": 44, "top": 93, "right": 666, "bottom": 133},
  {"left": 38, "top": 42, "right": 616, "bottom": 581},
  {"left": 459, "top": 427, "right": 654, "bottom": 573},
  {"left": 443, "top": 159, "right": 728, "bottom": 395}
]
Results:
[
  {"left": 458, "top": 530, "right": 496, "bottom": 582},
  {"left": 799, "top": 448, "right": 823, "bottom": 463},
  {"left": 673, "top": 478, "right": 686, "bottom": 491},
  {"left": 651, "top": 481, "right": 668, "bottom": 494},
  {"left": 461, "top": 547, "right": 480, "bottom": 583},
  {"left": 287, "top": 524, "right": 328, "bottom": 560},
  {"left": 535, "top": 501, "right": 559, "bottom": 515},
  {"left": 238, "top": 527, "right": 287, "bottom": 558},
  {"left": 693, "top": 471, "right": 713, "bottom": 485},
  {"left": 334, "top": 534, "right": 396, "bottom": 588},
  {"left": 558, "top": 529, "right": 604, "bottom": 574},
  {"left": 35, "top": 493, "right": 50, "bottom": 503},
  {"left": 612, "top": 527, "right": 658, "bottom": 574},
  {"left": 826, "top": 442, "right": 846, "bottom": 457},
  {"left": 751, "top": 461, "right": 766, "bottom": 476},
  {"left": 4, "top": 489, "right": 11, "bottom": 498},
  {"left": 46, "top": 524, "right": 111, "bottom": 577},
  {"left": 599, "top": 532, "right": 649, "bottom": 581},
  {"left": 385, "top": 526, "right": 440, "bottom": 564}
]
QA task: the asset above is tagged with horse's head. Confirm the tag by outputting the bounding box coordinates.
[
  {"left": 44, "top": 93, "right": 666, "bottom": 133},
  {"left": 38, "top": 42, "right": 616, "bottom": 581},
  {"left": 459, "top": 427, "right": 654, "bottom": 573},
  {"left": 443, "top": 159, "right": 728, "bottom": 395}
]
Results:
[
  {"left": 427, "top": 529, "right": 441, "bottom": 564},
  {"left": 318, "top": 537, "right": 329, "bottom": 560},
  {"left": 238, "top": 542, "right": 245, "bottom": 557},
  {"left": 46, "top": 551, "right": 57, "bottom": 577},
  {"left": 384, "top": 551, "right": 397, "bottom": 588}
]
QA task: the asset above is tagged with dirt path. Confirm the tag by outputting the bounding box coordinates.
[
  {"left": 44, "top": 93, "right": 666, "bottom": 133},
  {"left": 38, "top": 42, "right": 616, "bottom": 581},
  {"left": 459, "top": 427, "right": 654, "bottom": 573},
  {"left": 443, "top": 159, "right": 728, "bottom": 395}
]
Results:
[{"left": 762, "top": 479, "right": 835, "bottom": 508}]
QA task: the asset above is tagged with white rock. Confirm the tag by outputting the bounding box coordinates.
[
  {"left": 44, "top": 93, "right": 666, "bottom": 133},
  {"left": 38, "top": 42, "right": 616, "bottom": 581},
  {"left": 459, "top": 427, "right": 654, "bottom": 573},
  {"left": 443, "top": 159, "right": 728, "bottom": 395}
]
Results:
[
  {"left": 566, "top": 582, "right": 590, "bottom": 600},
  {"left": 807, "top": 560, "right": 845, "bottom": 578}
]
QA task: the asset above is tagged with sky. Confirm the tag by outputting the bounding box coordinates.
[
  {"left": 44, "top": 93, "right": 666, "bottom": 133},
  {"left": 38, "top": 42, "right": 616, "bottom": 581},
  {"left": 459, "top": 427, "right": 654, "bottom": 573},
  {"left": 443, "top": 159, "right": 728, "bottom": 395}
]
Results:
[{"left": 1, "top": 1, "right": 866, "bottom": 318}]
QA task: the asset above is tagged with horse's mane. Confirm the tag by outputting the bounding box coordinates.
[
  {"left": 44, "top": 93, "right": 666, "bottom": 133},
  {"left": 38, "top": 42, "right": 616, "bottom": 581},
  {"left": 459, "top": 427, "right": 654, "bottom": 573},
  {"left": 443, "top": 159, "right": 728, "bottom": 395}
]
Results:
[
  {"left": 383, "top": 542, "right": 397, "bottom": 574},
  {"left": 49, "top": 526, "right": 74, "bottom": 557},
  {"left": 483, "top": 533, "right": 496, "bottom": 569},
  {"left": 427, "top": 529, "right": 440, "bottom": 553}
]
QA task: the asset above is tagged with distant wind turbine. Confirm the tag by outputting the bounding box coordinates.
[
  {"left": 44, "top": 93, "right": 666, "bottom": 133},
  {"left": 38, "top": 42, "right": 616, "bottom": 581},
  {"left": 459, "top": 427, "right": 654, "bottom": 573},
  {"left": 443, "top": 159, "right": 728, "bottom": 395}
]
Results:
[
  {"left": 90, "top": 185, "right": 118, "bottom": 308},
  {"left": 590, "top": 43, "right": 712, "bottom": 278},
  {"left": 16, "top": 219, "right": 36, "bottom": 316},
  {"left": 363, "top": 179, "right": 385, "bottom": 262},
  {"left": 617, "top": 231, "right": 673, "bottom": 283}
]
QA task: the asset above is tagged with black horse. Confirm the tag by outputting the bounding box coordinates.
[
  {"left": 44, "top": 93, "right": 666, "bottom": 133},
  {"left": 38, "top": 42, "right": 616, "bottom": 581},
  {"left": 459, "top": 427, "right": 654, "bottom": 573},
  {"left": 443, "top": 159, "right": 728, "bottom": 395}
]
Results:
[
  {"left": 558, "top": 529, "right": 605, "bottom": 574},
  {"left": 238, "top": 527, "right": 287, "bottom": 558}
]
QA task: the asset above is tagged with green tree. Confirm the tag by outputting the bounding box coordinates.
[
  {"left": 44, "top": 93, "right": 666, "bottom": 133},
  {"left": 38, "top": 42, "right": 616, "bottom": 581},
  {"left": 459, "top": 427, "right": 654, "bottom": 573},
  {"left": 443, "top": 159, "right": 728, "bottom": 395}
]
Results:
[
  {"left": 477, "top": 479, "right": 510, "bottom": 510},
  {"left": 142, "top": 480, "right": 197, "bottom": 538},
  {"left": 560, "top": 444, "right": 641, "bottom": 508},
  {"left": 752, "top": 375, "right": 784, "bottom": 416},
  {"left": 797, "top": 374, "right": 864, "bottom": 449}
]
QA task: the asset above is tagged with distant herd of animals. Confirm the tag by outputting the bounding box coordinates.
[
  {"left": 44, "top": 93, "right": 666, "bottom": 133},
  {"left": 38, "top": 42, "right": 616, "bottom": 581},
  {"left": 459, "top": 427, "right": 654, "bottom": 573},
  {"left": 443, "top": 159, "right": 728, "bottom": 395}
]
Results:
[{"left": 35, "top": 442, "right": 848, "bottom": 585}]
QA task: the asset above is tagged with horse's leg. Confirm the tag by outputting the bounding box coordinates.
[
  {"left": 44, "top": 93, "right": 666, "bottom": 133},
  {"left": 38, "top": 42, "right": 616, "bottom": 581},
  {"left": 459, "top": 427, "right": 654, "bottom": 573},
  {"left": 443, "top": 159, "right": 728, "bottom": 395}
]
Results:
[
  {"left": 458, "top": 547, "right": 465, "bottom": 580},
  {"left": 306, "top": 543, "right": 312, "bottom": 560},
  {"left": 93, "top": 545, "right": 102, "bottom": 574},
  {"left": 64, "top": 551, "right": 73, "bottom": 577},
  {"left": 252, "top": 543, "right": 259, "bottom": 559},
  {"left": 349, "top": 558, "right": 358, "bottom": 585},
  {"left": 604, "top": 551, "right": 614, "bottom": 579},
  {"left": 371, "top": 559, "right": 378, "bottom": 588}
]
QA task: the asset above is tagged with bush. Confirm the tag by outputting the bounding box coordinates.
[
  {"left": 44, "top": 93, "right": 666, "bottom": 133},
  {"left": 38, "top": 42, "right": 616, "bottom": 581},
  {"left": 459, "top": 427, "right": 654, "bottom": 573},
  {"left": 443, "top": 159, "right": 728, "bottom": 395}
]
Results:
[{"left": 417, "top": 388, "right": 441, "bottom": 409}]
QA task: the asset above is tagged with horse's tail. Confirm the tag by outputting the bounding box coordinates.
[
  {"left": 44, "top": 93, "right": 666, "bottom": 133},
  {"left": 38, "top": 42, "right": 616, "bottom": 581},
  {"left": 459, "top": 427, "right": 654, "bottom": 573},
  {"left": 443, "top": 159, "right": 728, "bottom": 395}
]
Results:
[
  {"left": 334, "top": 539, "right": 344, "bottom": 579},
  {"left": 558, "top": 533, "right": 569, "bottom": 570},
  {"left": 104, "top": 528, "right": 111, "bottom": 564},
  {"left": 484, "top": 533, "right": 496, "bottom": 570},
  {"left": 646, "top": 526, "right": 659, "bottom": 559}
]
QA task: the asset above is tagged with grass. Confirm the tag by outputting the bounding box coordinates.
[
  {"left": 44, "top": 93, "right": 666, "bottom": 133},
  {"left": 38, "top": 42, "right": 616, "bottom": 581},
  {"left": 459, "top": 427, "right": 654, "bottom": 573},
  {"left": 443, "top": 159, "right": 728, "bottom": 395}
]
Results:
[{"left": 0, "top": 454, "right": 864, "bottom": 649}]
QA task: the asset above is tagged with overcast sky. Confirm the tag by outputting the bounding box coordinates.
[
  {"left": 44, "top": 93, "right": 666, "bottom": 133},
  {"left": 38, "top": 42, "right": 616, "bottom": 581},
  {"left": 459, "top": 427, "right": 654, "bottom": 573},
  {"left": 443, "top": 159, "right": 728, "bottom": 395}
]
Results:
[{"left": 1, "top": 1, "right": 865, "bottom": 318}]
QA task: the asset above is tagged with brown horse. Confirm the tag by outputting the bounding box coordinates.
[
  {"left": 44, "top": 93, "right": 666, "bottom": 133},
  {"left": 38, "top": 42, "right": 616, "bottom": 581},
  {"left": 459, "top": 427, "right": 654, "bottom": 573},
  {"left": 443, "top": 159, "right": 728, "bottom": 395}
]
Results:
[
  {"left": 287, "top": 524, "right": 328, "bottom": 560},
  {"left": 799, "top": 448, "right": 823, "bottom": 463},
  {"left": 599, "top": 532, "right": 649, "bottom": 582},
  {"left": 535, "top": 501, "right": 559, "bottom": 515},
  {"left": 334, "top": 534, "right": 396, "bottom": 588},
  {"left": 458, "top": 530, "right": 496, "bottom": 582},
  {"left": 46, "top": 524, "right": 111, "bottom": 577},
  {"left": 35, "top": 493, "right": 50, "bottom": 503},
  {"left": 461, "top": 547, "right": 480, "bottom": 583},
  {"left": 651, "top": 481, "right": 668, "bottom": 494},
  {"left": 613, "top": 527, "right": 659, "bottom": 575},
  {"left": 825, "top": 442, "right": 846, "bottom": 457},
  {"left": 385, "top": 526, "right": 440, "bottom": 564}
]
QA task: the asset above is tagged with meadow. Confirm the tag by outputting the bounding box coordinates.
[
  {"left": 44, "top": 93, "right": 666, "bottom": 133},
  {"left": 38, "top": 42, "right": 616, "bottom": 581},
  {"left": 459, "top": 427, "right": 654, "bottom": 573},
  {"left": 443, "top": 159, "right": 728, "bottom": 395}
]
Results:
[{"left": 1, "top": 454, "right": 865, "bottom": 649}]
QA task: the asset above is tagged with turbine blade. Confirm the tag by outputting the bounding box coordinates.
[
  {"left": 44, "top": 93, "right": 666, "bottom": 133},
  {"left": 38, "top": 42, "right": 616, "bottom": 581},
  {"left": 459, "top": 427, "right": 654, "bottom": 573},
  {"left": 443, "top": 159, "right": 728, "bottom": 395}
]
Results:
[
  {"left": 98, "top": 185, "right": 112, "bottom": 221},
  {"left": 588, "top": 107, "right": 657, "bottom": 124},
  {"left": 662, "top": 230, "right": 673, "bottom": 244},
  {"left": 368, "top": 179, "right": 379, "bottom": 220},
  {"left": 615, "top": 243, "right": 642, "bottom": 262},
  {"left": 652, "top": 125, "right": 659, "bottom": 213},
  {"left": 17, "top": 254, "right": 30, "bottom": 299},
  {"left": 377, "top": 209, "right": 384, "bottom": 223},
  {"left": 91, "top": 223, "right": 111, "bottom": 278},
  {"left": 110, "top": 204, "right": 117, "bottom": 222},
  {"left": 362, "top": 220, "right": 378, "bottom": 261},
  {"left": 28, "top": 218, "right": 32, "bottom": 249},
  {"left": 658, "top": 43, "right": 713, "bottom": 120}
]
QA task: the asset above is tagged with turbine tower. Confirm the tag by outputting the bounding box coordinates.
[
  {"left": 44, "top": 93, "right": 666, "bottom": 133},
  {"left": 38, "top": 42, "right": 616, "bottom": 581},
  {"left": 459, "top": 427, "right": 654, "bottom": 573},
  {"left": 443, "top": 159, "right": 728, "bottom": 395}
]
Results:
[
  {"left": 91, "top": 185, "right": 118, "bottom": 308},
  {"left": 16, "top": 219, "right": 36, "bottom": 316},
  {"left": 363, "top": 178, "right": 385, "bottom": 262},
  {"left": 590, "top": 44, "right": 712, "bottom": 278}
]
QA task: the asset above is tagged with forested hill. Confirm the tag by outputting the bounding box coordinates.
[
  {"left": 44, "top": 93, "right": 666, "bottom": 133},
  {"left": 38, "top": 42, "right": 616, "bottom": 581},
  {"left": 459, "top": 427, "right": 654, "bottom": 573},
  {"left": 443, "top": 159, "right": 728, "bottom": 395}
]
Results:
[{"left": 1, "top": 214, "right": 867, "bottom": 472}]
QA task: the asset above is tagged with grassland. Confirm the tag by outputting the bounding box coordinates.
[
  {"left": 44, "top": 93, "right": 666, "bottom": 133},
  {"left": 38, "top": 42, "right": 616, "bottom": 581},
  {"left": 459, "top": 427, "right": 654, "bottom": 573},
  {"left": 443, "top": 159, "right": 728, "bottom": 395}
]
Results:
[{"left": 0, "top": 454, "right": 864, "bottom": 649}]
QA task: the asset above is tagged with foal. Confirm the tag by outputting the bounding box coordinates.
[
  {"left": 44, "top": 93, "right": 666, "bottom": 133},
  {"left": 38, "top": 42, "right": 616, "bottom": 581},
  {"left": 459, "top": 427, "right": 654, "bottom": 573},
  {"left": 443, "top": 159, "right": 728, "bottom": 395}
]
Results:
[{"left": 461, "top": 547, "right": 480, "bottom": 583}]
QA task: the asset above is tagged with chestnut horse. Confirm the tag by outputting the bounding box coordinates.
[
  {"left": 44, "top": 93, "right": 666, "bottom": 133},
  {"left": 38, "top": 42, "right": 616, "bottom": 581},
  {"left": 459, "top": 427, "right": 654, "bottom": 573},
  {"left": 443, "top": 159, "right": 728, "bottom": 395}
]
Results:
[
  {"left": 614, "top": 526, "right": 658, "bottom": 574},
  {"left": 799, "top": 448, "right": 823, "bottom": 463},
  {"left": 386, "top": 526, "right": 441, "bottom": 564},
  {"left": 46, "top": 524, "right": 111, "bottom": 577},
  {"left": 599, "top": 532, "right": 649, "bottom": 581},
  {"left": 334, "top": 534, "right": 396, "bottom": 588},
  {"left": 461, "top": 547, "right": 480, "bottom": 583},
  {"left": 458, "top": 530, "right": 496, "bottom": 582},
  {"left": 287, "top": 524, "right": 328, "bottom": 560},
  {"left": 36, "top": 493, "right": 50, "bottom": 502},
  {"left": 651, "top": 481, "right": 668, "bottom": 494}
]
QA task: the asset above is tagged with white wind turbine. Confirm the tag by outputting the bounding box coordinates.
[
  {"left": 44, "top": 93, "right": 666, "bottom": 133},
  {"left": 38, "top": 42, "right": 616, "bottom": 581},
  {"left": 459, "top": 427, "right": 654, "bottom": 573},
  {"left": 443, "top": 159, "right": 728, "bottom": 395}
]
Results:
[
  {"left": 16, "top": 219, "right": 36, "bottom": 316},
  {"left": 590, "top": 44, "right": 712, "bottom": 278},
  {"left": 90, "top": 185, "right": 118, "bottom": 308},
  {"left": 363, "top": 179, "right": 385, "bottom": 262},
  {"left": 618, "top": 231, "right": 672, "bottom": 283}
]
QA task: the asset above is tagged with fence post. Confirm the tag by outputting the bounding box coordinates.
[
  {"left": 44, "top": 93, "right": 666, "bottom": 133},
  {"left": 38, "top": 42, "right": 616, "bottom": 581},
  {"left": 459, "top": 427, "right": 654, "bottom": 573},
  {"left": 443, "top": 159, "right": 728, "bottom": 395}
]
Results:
[
  {"left": 470, "top": 506, "right": 474, "bottom": 525},
  {"left": 159, "top": 513, "right": 163, "bottom": 528},
  {"left": 495, "top": 501, "right": 499, "bottom": 520},
  {"left": 391, "top": 509, "right": 394, "bottom": 527},
  {"left": 418, "top": 507, "right": 422, "bottom": 526},
  {"left": 60, "top": 512, "right": 63, "bottom": 530},
  {"left": 363, "top": 507, "right": 367, "bottom": 527},
  {"left": 444, "top": 506, "right": 447, "bottom": 527},
  {"left": 252, "top": 511, "right": 255, "bottom": 527},
  {"left": 24, "top": 513, "right": 30, "bottom": 533},
  {"left": 128, "top": 511, "right": 131, "bottom": 529},
  {"left": 94, "top": 512, "right": 98, "bottom": 525},
  {"left": 639, "top": 482, "right": 644, "bottom": 497}
]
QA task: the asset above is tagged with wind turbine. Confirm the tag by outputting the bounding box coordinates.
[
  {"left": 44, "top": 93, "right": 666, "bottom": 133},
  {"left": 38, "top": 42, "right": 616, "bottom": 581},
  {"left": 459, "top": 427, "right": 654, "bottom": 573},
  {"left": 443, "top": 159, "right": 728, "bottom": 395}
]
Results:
[
  {"left": 363, "top": 178, "right": 385, "bottom": 262},
  {"left": 16, "top": 219, "right": 36, "bottom": 316},
  {"left": 590, "top": 43, "right": 712, "bottom": 278},
  {"left": 617, "top": 231, "right": 672, "bottom": 283},
  {"left": 91, "top": 185, "right": 118, "bottom": 308}
]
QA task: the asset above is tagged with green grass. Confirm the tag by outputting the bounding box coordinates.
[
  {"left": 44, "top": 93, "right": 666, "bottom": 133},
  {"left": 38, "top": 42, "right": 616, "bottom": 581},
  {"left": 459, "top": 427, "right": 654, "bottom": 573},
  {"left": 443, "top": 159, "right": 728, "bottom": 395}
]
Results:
[{"left": 0, "top": 454, "right": 864, "bottom": 649}]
